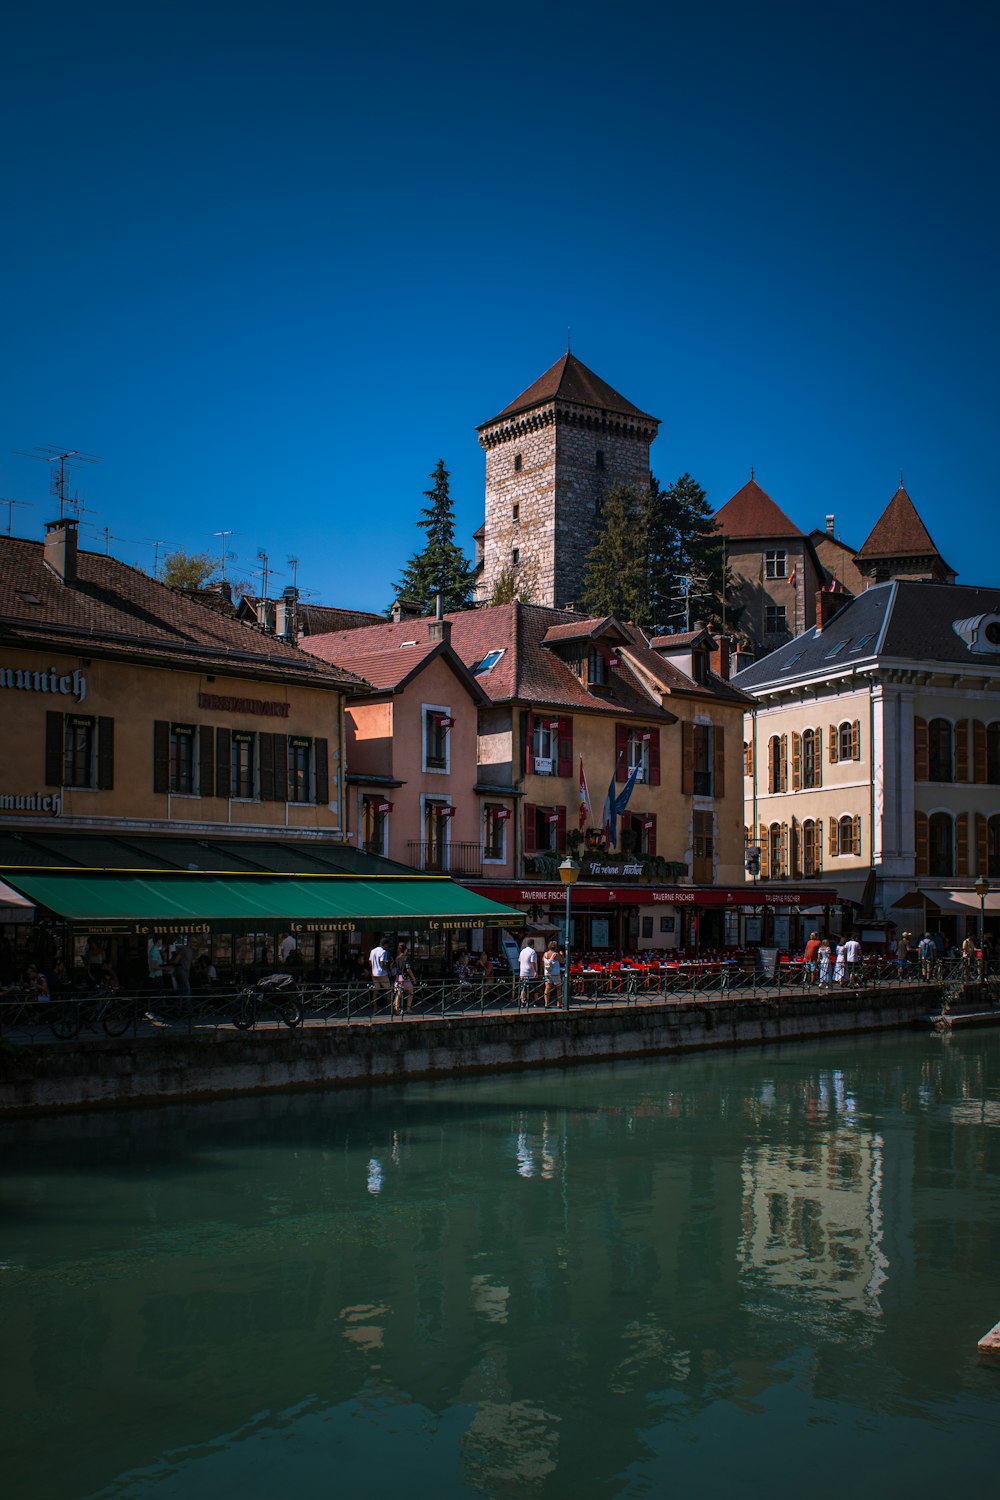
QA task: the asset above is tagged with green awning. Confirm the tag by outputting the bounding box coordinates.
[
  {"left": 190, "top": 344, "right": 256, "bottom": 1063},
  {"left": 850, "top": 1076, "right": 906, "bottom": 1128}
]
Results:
[{"left": 0, "top": 869, "right": 525, "bottom": 935}]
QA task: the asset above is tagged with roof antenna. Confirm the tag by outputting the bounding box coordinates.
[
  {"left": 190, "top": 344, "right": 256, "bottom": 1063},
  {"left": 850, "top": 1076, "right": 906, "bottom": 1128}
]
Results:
[{"left": 567, "top": 327, "right": 571, "bottom": 353}]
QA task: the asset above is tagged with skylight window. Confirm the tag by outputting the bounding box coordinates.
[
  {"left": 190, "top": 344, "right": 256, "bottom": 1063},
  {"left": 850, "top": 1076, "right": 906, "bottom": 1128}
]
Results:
[
  {"left": 401, "top": 640, "right": 417, "bottom": 648},
  {"left": 849, "top": 633, "right": 876, "bottom": 654},
  {"left": 17, "top": 591, "right": 42, "bottom": 606},
  {"left": 781, "top": 653, "right": 803, "bottom": 671},
  {"left": 825, "top": 640, "right": 849, "bottom": 658},
  {"left": 474, "top": 649, "right": 505, "bottom": 674}
]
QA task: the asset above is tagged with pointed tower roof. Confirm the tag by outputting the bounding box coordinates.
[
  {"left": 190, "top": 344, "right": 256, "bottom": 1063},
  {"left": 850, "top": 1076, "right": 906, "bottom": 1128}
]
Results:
[
  {"left": 713, "top": 477, "right": 804, "bottom": 539},
  {"left": 855, "top": 485, "right": 942, "bottom": 560},
  {"left": 478, "top": 352, "right": 657, "bottom": 429}
]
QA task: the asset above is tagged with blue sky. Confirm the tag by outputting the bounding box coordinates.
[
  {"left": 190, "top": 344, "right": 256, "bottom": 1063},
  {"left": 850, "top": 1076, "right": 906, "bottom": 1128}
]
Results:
[{"left": 2, "top": 1, "right": 996, "bottom": 611}]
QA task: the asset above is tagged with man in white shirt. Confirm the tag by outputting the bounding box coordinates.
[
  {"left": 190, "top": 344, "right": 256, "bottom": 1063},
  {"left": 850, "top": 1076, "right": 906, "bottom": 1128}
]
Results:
[
  {"left": 278, "top": 932, "right": 297, "bottom": 965},
  {"left": 844, "top": 935, "right": 862, "bottom": 987},
  {"left": 518, "top": 941, "right": 538, "bottom": 1009},
  {"left": 369, "top": 939, "right": 390, "bottom": 1008}
]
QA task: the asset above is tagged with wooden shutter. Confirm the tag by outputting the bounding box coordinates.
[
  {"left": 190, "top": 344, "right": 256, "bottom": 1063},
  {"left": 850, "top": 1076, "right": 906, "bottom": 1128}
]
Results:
[
  {"left": 759, "top": 823, "right": 769, "bottom": 879},
  {"left": 616, "top": 722, "right": 629, "bottom": 781},
  {"left": 956, "top": 720, "right": 969, "bottom": 782},
  {"left": 779, "top": 734, "right": 788, "bottom": 792},
  {"left": 199, "top": 725, "right": 214, "bottom": 797},
  {"left": 976, "top": 813, "right": 988, "bottom": 875},
  {"left": 914, "top": 716, "right": 928, "bottom": 780},
  {"left": 215, "top": 727, "right": 232, "bottom": 798},
  {"left": 915, "top": 811, "right": 929, "bottom": 875},
  {"left": 791, "top": 817, "right": 801, "bottom": 878},
  {"left": 557, "top": 717, "right": 573, "bottom": 779},
  {"left": 852, "top": 720, "right": 861, "bottom": 760},
  {"left": 523, "top": 803, "right": 537, "bottom": 854},
  {"left": 153, "top": 720, "right": 169, "bottom": 794},
  {"left": 646, "top": 813, "right": 657, "bottom": 856},
  {"left": 681, "top": 721, "right": 694, "bottom": 795},
  {"left": 45, "top": 711, "right": 63, "bottom": 786},
  {"left": 523, "top": 711, "right": 534, "bottom": 775},
  {"left": 791, "top": 732, "right": 801, "bottom": 790},
  {"left": 974, "top": 720, "right": 987, "bottom": 783},
  {"left": 556, "top": 805, "right": 567, "bottom": 853},
  {"left": 816, "top": 818, "right": 823, "bottom": 871},
  {"left": 779, "top": 823, "right": 788, "bottom": 877},
  {"left": 955, "top": 812, "right": 969, "bottom": 876},
  {"left": 713, "top": 726, "right": 725, "bottom": 799},
  {"left": 272, "top": 735, "right": 288, "bottom": 803},
  {"left": 829, "top": 724, "right": 838, "bottom": 762},
  {"left": 852, "top": 814, "right": 862, "bottom": 857},
  {"left": 314, "top": 737, "right": 329, "bottom": 804},
  {"left": 97, "top": 717, "right": 114, "bottom": 790},
  {"left": 815, "top": 728, "right": 822, "bottom": 786},
  {"left": 259, "top": 733, "right": 275, "bottom": 801},
  {"left": 829, "top": 815, "right": 839, "bottom": 857},
  {"left": 648, "top": 728, "right": 661, "bottom": 786},
  {"left": 768, "top": 736, "right": 776, "bottom": 789}
]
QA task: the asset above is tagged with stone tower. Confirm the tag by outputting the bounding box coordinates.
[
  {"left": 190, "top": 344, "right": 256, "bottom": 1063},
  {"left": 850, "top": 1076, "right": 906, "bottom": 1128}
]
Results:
[{"left": 475, "top": 353, "right": 659, "bottom": 609}]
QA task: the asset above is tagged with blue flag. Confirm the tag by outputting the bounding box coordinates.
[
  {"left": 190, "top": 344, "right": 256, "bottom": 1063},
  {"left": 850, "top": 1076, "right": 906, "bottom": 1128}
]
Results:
[{"left": 602, "top": 758, "right": 640, "bottom": 850}]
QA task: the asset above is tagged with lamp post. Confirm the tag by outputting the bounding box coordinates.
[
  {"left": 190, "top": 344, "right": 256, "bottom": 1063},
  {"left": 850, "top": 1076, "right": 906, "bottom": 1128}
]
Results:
[
  {"left": 975, "top": 877, "right": 989, "bottom": 979},
  {"left": 559, "top": 857, "right": 579, "bottom": 1011}
]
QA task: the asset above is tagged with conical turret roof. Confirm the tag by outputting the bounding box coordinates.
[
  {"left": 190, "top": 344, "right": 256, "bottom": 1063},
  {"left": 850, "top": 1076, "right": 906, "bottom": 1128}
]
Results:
[
  {"left": 855, "top": 485, "right": 943, "bottom": 560},
  {"left": 478, "top": 352, "right": 657, "bottom": 428},
  {"left": 713, "top": 477, "right": 803, "bottom": 539}
]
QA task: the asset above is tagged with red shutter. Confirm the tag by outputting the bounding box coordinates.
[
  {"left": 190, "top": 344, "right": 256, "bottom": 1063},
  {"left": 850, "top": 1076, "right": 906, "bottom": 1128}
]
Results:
[
  {"left": 523, "top": 803, "right": 537, "bottom": 854},
  {"left": 648, "top": 728, "right": 661, "bottom": 786},
  {"left": 524, "top": 712, "right": 535, "bottom": 775},
  {"left": 646, "top": 813, "right": 657, "bottom": 856},
  {"left": 616, "top": 722, "right": 628, "bottom": 781},
  {"left": 557, "top": 717, "right": 573, "bottom": 778},
  {"left": 556, "top": 805, "right": 567, "bottom": 853}
]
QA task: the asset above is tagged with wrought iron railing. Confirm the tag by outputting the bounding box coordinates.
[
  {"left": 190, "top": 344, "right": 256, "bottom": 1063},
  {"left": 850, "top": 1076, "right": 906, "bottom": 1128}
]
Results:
[{"left": 405, "top": 841, "right": 483, "bottom": 876}]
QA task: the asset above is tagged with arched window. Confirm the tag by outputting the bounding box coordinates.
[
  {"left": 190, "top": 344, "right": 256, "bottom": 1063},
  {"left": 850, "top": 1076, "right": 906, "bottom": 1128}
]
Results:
[
  {"left": 988, "top": 723, "right": 1000, "bottom": 785},
  {"left": 928, "top": 719, "right": 953, "bottom": 782},
  {"left": 839, "top": 815, "right": 855, "bottom": 857},
  {"left": 928, "top": 812, "right": 953, "bottom": 876},
  {"left": 989, "top": 814, "right": 1000, "bottom": 878},
  {"left": 769, "top": 823, "right": 782, "bottom": 878},
  {"left": 802, "top": 728, "right": 819, "bottom": 788},
  {"left": 838, "top": 722, "right": 853, "bottom": 761}
]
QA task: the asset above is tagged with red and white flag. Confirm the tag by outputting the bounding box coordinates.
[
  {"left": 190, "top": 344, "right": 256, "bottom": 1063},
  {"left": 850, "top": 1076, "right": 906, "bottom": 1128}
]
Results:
[
  {"left": 789, "top": 563, "right": 798, "bottom": 587},
  {"left": 578, "top": 756, "right": 591, "bottom": 830}
]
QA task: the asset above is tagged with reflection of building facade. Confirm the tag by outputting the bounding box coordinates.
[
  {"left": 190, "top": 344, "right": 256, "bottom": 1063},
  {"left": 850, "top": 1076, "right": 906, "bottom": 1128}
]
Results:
[{"left": 736, "top": 579, "right": 1000, "bottom": 943}]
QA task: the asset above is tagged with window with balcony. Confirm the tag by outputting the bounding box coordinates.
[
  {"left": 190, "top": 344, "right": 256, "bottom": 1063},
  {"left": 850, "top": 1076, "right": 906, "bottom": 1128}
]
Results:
[{"left": 483, "top": 805, "right": 508, "bottom": 863}]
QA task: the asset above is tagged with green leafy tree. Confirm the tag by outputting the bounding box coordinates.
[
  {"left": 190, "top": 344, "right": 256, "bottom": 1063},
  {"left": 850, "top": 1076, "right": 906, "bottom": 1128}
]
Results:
[
  {"left": 392, "top": 460, "right": 475, "bottom": 615},
  {"left": 161, "top": 548, "right": 218, "bottom": 589},
  {"left": 580, "top": 482, "right": 649, "bottom": 620}
]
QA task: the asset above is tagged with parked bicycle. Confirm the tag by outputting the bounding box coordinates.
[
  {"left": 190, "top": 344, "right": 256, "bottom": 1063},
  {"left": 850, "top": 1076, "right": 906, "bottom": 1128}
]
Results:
[{"left": 47, "top": 988, "right": 133, "bottom": 1040}]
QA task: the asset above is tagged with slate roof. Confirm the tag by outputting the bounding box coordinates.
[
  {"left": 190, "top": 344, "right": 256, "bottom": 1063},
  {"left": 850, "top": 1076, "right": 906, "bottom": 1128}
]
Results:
[
  {"left": 302, "top": 602, "right": 748, "bottom": 715},
  {"left": 732, "top": 579, "right": 1000, "bottom": 691},
  {"left": 713, "top": 478, "right": 804, "bottom": 539},
  {"left": 0, "top": 534, "right": 365, "bottom": 691},
  {"left": 479, "top": 353, "right": 657, "bottom": 429},
  {"left": 855, "top": 485, "right": 948, "bottom": 562}
]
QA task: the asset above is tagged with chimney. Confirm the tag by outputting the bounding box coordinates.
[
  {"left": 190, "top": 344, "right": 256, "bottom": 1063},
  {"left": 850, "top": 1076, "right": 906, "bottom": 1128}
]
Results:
[
  {"left": 44, "top": 518, "right": 78, "bottom": 585},
  {"left": 428, "top": 617, "right": 452, "bottom": 646},
  {"left": 710, "top": 638, "right": 731, "bottom": 680},
  {"left": 815, "top": 588, "right": 848, "bottom": 634},
  {"left": 825, "top": 514, "right": 835, "bottom": 537},
  {"left": 390, "top": 597, "right": 423, "bottom": 623}
]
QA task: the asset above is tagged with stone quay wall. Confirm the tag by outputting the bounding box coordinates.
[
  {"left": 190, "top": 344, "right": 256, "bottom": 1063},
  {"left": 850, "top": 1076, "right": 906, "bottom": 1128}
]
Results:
[{"left": 0, "top": 989, "right": 941, "bottom": 1117}]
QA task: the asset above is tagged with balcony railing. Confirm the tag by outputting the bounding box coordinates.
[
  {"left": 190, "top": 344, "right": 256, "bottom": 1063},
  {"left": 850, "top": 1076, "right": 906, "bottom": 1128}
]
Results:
[{"left": 406, "top": 841, "right": 483, "bottom": 877}]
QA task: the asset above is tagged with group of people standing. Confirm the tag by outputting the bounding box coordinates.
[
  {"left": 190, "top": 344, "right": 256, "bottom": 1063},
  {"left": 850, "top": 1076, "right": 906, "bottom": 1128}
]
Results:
[
  {"left": 368, "top": 938, "right": 416, "bottom": 1013},
  {"left": 517, "top": 940, "right": 563, "bottom": 1008},
  {"left": 800, "top": 932, "right": 863, "bottom": 988}
]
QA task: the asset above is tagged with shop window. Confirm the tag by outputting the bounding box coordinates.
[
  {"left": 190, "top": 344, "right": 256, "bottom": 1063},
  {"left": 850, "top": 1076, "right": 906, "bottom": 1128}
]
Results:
[
  {"left": 928, "top": 812, "right": 953, "bottom": 876},
  {"left": 287, "top": 737, "right": 314, "bottom": 803},
  {"left": 423, "top": 707, "right": 450, "bottom": 772},
  {"left": 483, "top": 805, "right": 507, "bottom": 863},
  {"left": 765, "top": 550, "right": 787, "bottom": 579},
  {"left": 765, "top": 604, "right": 787, "bottom": 634},
  {"left": 169, "top": 723, "right": 196, "bottom": 794},
  {"left": 928, "top": 718, "right": 953, "bottom": 782},
  {"left": 63, "top": 715, "right": 96, "bottom": 787},
  {"left": 231, "top": 732, "right": 257, "bottom": 799},
  {"left": 362, "top": 795, "right": 388, "bottom": 855}
]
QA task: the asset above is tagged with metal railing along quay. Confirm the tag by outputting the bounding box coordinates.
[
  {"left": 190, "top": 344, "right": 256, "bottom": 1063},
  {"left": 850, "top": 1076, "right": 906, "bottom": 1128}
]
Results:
[{"left": 2, "top": 956, "right": 994, "bottom": 1046}]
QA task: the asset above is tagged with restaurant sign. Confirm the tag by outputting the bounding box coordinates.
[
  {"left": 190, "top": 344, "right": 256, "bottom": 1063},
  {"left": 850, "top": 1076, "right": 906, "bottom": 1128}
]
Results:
[
  {"left": 0, "top": 790, "right": 62, "bottom": 817},
  {"left": 198, "top": 692, "right": 290, "bottom": 718}
]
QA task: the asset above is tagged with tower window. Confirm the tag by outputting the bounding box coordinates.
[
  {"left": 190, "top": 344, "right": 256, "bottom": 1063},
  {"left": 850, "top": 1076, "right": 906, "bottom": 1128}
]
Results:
[
  {"left": 514, "top": 453, "right": 523, "bottom": 472},
  {"left": 512, "top": 548, "right": 519, "bottom": 566},
  {"left": 512, "top": 503, "right": 519, "bottom": 522},
  {"left": 595, "top": 450, "right": 605, "bottom": 471}
]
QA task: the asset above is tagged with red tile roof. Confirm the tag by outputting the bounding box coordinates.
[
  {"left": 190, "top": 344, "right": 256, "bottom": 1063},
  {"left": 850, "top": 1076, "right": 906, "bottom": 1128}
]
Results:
[
  {"left": 855, "top": 485, "right": 946, "bottom": 561},
  {"left": 0, "top": 534, "right": 364, "bottom": 691},
  {"left": 303, "top": 639, "right": 488, "bottom": 702},
  {"left": 713, "top": 478, "right": 804, "bottom": 539},
  {"left": 479, "top": 353, "right": 657, "bottom": 429},
  {"left": 297, "top": 603, "right": 385, "bottom": 635}
]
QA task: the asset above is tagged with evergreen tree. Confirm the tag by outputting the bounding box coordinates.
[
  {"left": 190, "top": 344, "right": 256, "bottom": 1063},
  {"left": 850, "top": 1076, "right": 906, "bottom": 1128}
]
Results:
[
  {"left": 646, "top": 473, "right": 735, "bottom": 634},
  {"left": 392, "top": 460, "right": 474, "bottom": 615},
  {"left": 580, "top": 483, "right": 649, "bottom": 620}
]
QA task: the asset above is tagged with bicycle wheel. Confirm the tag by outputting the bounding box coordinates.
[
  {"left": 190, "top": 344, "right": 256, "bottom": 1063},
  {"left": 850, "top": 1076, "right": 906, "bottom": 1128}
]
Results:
[
  {"left": 232, "top": 995, "right": 257, "bottom": 1030},
  {"left": 279, "top": 999, "right": 303, "bottom": 1028},
  {"left": 102, "top": 999, "right": 133, "bottom": 1037},
  {"left": 49, "top": 1003, "right": 81, "bottom": 1040}
]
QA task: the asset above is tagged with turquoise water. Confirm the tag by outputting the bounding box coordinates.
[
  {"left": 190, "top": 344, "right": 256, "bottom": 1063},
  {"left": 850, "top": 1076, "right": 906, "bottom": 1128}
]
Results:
[{"left": 2, "top": 1031, "right": 1000, "bottom": 1499}]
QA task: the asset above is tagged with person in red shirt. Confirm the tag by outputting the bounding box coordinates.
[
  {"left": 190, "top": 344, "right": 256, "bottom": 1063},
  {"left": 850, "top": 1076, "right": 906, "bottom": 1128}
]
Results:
[{"left": 803, "top": 932, "right": 822, "bottom": 986}]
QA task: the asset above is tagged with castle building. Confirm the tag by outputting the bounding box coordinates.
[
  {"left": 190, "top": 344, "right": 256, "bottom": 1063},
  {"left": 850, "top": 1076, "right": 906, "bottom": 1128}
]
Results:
[
  {"left": 475, "top": 353, "right": 659, "bottom": 610},
  {"left": 713, "top": 476, "right": 823, "bottom": 649},
  {"left": 852, "top": 483, "right": 955, "bottom": 587}
]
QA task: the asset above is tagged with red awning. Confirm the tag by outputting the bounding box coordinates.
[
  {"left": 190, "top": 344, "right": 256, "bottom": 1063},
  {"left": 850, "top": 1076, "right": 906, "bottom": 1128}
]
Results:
[{"left": 464, "top": 883, "right": 839, "bottom": 908}]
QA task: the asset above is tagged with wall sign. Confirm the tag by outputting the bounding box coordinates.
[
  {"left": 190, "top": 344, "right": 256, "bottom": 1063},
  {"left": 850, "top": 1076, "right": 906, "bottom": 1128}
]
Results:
[
  {"left": 0, "top": 791, "right": 62, "bottom": 817},
  {"left": 198, "top": 692, "right": 290, "bottom": 718},
  {"left": 1, "top": 665, "right": 86, "bottom": 702}
]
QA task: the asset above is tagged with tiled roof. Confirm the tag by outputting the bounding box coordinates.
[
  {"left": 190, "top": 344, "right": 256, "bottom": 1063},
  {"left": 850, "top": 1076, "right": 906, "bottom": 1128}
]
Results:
[
  {"left": 541, "top": 617, "right": 618, "bottom": 644},
  {"left": 302, "top": 639, "right": 488, "bottom": 702},
  {"left": 649, "top": 628, "right": 713, "bottom": 649},
  {"left": 0, "top": 534, "right": 364, "bottom": 691},
  {"left": 713, "top": 478, "right": 804, "bottom": 539},
  {"left": 855, "top": 486, "right": 947, "bottom": 561},
  {"left": 297, "top": 603, "right": 385, "bottom": 635},
  {"left": 479, "top": 353, "right": 657, "bottom": 428},
  {"left": 178, "top": 586, "right": 239, "bottom": 617}
]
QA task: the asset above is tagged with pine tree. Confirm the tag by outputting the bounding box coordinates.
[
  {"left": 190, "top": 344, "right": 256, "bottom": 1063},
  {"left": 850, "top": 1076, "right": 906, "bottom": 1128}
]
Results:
[
  {"left": 392, "top": 460, "right": 475, "bottom": 615},
  {"left": 580, "top": 483, "right": 649, "bottom": 620},
  {"left": 646, "top": 473, "right": 734, "bottom": 633}
]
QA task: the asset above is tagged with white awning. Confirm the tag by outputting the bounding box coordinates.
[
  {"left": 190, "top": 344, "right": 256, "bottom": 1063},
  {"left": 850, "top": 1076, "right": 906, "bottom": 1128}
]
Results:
[{"left": 0, "top": 880, "right": 34, "bottom": 923}]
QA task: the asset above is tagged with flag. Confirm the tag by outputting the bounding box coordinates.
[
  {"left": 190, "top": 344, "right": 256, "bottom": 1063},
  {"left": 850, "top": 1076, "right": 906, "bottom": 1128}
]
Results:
[
  {"left": 578, "top": 756, "right": 591, "bottom": 830},
  {"left": 789, "top": 563, "right": 797, "bottom": 588},
  {"left": 602, "top": 756, "right": 640, "bottom": 849}
]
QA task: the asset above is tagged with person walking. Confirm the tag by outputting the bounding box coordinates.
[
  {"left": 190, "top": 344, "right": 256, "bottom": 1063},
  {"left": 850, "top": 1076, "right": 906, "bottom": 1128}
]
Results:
[
  {"left": 392, "top": 942, "right": 416, "bottom": 1014},
  {"left": 542, "top": 943, "right": 562, "bottom": 1008},
  {"left": 369, "top": 937, "right": 390, "bottom": 1010},
  {"left": 896, "top": 932, "right": 910, "bottom": 978},
  {"left": 818, "top": 938, "right": 832, "bottom": 989},
  {"left": 518, "top": 941, "right": 538, "bottom": 1009},
  {"left": 844, "top": 934, "right": 862, "bottom": 987},
  {"left": 145, "top": 935, "right": 167, "bottom": 1026},
  {"left": 918, "top": 932, "right": 936, "bottom": 981}
]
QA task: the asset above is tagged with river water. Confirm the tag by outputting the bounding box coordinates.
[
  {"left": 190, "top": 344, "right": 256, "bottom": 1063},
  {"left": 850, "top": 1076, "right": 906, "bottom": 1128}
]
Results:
[{"left": 2, "top": 1029, "right": 999, "bottom": 1499}]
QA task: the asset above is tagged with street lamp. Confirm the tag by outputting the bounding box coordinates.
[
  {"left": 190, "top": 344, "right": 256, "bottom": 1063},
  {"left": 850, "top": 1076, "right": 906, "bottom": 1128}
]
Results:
[
  {"left": 975, "top": 877, "right": 989, "bottom": 978},
  {"left": 559, "top": 857, "right": 579, "bottom": 1010}
]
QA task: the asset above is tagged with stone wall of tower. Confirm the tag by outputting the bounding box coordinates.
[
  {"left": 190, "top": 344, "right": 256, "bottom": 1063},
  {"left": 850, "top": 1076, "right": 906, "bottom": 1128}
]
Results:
[{"left": 478, "top": 403, "right": 655, "bottom": 609}]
